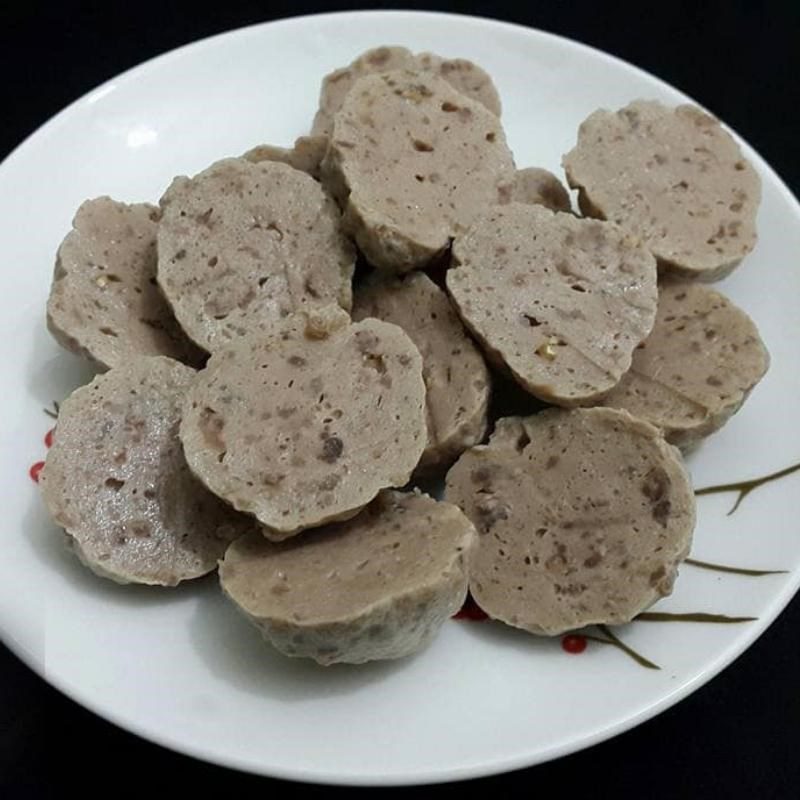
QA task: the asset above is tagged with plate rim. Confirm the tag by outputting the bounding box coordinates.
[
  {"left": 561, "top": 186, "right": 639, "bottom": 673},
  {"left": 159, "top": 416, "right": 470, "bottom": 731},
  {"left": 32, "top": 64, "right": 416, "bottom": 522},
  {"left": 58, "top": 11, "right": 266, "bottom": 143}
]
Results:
[{"left": 2, "top": 8, "right": 800, "bottom": 786}]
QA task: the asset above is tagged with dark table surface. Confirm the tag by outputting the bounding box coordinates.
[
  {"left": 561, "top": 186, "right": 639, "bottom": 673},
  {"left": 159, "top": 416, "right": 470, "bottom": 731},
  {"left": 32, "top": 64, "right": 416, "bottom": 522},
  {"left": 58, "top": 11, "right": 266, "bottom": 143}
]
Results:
[{"left": 2, "top": 1, "right": 799, "bottom": 796}]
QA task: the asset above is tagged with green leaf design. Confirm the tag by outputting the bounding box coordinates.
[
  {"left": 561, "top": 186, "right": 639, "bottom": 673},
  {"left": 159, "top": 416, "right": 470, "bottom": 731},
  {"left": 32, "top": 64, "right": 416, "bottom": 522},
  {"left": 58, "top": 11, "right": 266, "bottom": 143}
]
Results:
[
  {"left": 685, "top": 557, "right": 787, "bottom": 577},
  {"left": 585, "top": 625, "right": 661, "bottom": 670},
  {"left": 636, "top": 612, "right": 756, "bottom": 623},
  {"left": 43, "top": 401, "right": 59, "bottom": 420},
  {"left": 695, "top": 460, "right": 800, "bottom": 515}
]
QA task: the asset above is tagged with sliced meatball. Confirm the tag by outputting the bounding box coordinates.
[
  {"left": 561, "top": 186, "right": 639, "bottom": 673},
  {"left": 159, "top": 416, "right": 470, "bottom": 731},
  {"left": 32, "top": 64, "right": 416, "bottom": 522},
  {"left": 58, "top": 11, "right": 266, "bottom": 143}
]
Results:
[
  {"left": 414, "top": 51, "right": 501, "bottom": 117},
  {"left": 321, "top": 69, "right": 515, "bottom": 272},
  {"left": 563, "top": 101, "right": 761, "bottom": 281},
  {"left": 510, "top": 167, "right": 571, "bottom": 212},
  {"left": 445, "top": 408, "right": 695, "bottom": 635},
  {"left": 219, "top": 490, "right": 476, "bottom": 665},
  {"left": 242, "top": 135, "right": 328, "bottom": 180},
  {"left": 601, "top": 281, "right": 770, "bottom": 448},
  {"left": 157, "top": 158, "right": 355, "bottom": 352},
  {"left": 353, "top": 271, "right": 490, "bottom": 472},
  {"left": 47, "top": 197, "right": 201, "bottom": 369},
  {"left": 180, "top": 311, "right": 427, "bottom": 538},
  {"left": 447, "top": 203, "right": 657, "bottom": 406},
  {"left": 39, "top": 356, "right": 251, "bottom": 586},
  {"left": 311, "top": 46, "right": 501, "bottom": 137}
]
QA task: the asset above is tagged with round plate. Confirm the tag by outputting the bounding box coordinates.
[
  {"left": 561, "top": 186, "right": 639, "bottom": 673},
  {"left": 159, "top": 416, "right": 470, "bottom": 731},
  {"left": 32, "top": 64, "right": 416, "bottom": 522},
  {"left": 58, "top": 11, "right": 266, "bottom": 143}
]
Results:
[{"left": 1, "top": 10, "right": 798, "bottom": 786}]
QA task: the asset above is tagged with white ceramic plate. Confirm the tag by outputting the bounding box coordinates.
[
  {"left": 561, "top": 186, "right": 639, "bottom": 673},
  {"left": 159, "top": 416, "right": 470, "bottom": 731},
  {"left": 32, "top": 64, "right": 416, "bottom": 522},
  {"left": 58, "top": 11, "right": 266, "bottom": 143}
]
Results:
[{"left": 1, "top": 10, "right": 799, "bottom": 786}]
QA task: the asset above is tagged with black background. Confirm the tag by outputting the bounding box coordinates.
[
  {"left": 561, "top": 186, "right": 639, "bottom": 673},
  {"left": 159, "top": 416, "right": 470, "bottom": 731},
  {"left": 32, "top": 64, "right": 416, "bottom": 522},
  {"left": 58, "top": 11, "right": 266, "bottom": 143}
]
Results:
[{"left": 2, "top": 1, "right": 799, "bottom": 796}]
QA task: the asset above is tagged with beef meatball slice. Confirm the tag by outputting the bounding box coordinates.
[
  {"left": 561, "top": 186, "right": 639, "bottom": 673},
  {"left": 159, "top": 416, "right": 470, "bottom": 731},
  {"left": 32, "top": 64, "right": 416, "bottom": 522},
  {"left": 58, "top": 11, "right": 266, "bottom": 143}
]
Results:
[
  {"left": 311, "top": 46, "right": 501, "bottom": 138},
  {"left": 563, "top": 101, "right": 761, "bottom": 281},
  {"left": 180, "top": 310, "right": 427, "bottom": 539},
  {"left": 510, "top": 167, "right": 571, "bottom": 213},
  {"left": 601, "top": 281, "right": 770, "bottom": 449},
  {"left": 447, "top": 203, "right": 658, "bottom": 406},
  {"left": 47, "top": 197, "right": 201, "bottom": 369},
  {"left": 446, "top": 408, "right": 695, "bottom": 635},
  {"left": 219, "top": 490, "right": 477, "bottom": 665},
  {"left": 39, "top": 357, "right": 250, "bottom": 586},
  {"left": 157, "top": 157, "right": 355, "bottom": 352},
  {"left": 352, "top": 271, "right": 490, "bottom": 472},
  {"left": 321, "top": 70, "right": 516, "bottom": 272},
  {"left": 242, "top": 135, "right": 328, "bottom": 180}
]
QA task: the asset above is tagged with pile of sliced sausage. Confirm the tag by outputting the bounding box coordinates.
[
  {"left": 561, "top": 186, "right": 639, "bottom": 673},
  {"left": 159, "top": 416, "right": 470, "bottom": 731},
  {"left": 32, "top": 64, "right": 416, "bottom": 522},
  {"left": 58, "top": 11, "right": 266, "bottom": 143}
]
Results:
[{"left": 41, "top": 46, "right": 768, "bottom": 665}]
